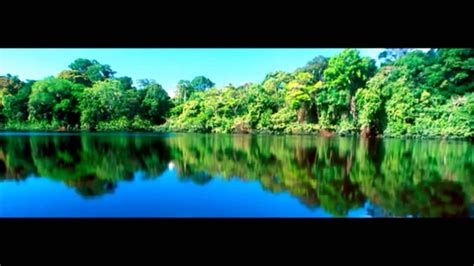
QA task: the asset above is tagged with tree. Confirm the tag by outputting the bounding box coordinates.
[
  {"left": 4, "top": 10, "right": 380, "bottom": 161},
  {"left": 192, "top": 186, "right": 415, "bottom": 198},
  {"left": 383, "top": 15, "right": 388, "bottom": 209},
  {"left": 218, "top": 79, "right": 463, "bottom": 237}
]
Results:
[
  {"left": 79, "top": 79, "right": 171, "bottom": 131},
  {"left": 176, "top": 80, "right": 194, "bottom": 102},
  {"left": 85, "top": 64, "right": 115, "bottom": 83},
  {"left": 323, "top": 49, "right": 377, "bottom": 124},
  {"left": 190, "top": 76, "right": 215, "bottom": 91},
  {"left": 393, "top": 50, "right": 431, "bottom": 93},
  {"left": 285, "top": 72, "right": 320, "bottom": 123},
  {"left": 296, "top": 55, "right": 329, "bottom": 82},
  {"left": 261, "top": 71, "right": 290, "bottom": 109},
  {"left": 428, "top": 48, "right": 474, "bottom": 98},
  {"left": 28, "top": 77, "right": 84, "bottom": 128},
  {"left": 355, "top": 83, "right": 383, "bottom": 136},
  {"left": 80, "top": 80, "right": 127, "bottom": 130},
  {"left": 0, "top": 74, "right": 25, "bottom": 123},
  {"left": 140, "top": 81, "right": 172, "bottom": 124},
  {"left": 115, "top": 76, "right": 135, "bottom": 90},
  {"left": 262, "top": 71, "right": 291, "bottom": 92},
  {"left": 2, "top": 49, "right": 474, "bottom": 138},
  {"left": 0, "top": 74, "right": 23, "bottom": 95},
  {"left": 68, "top": 58, "right": 116, "bottom": 84},
  {"left": 2, "top": 80, "right": 34, "bottom": 122},
  {"left": 220, "top": 84, "right": 247, "bottom": 118},
  {"left": 384, "top": 78, "right": 418, "bottom": 136},
  {"left": 378, "top": 49, "right": 413, "bottom": 65},
  {"left": 316, "top": 85, "right": 350, "bottom": 127},
  {"left": 355, "top": 67, "right": 394, "bottom": 136},
  {"left": 175, "top": 76, "right": 214, "bottom": 103},
  {"left": 68, "top": 58, "right": 95, "bottom": 73},
  {"left": 57, "top": 70, "right": 92, "bottom": 87},
  {"left": 137, "top": 79, "right": 156, "bottom": 89},
  {"left": 246, "top": 84, "right": 279, "bottom": 129}
]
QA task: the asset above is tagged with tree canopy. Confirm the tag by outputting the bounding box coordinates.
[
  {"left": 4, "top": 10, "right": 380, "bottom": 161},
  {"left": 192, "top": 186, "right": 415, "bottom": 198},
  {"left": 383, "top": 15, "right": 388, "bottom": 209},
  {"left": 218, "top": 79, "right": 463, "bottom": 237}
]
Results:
[{"left": 1, "top": 49, "right": 473, "bottom": 138}]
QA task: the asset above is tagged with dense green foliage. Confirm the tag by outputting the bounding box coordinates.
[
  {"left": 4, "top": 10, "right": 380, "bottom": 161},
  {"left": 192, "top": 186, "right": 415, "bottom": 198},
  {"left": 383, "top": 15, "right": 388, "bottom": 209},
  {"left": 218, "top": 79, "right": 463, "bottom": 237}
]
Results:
[
  {"left": 1, "top": 134, "right": 472, "bottom": 217},
  {"left": 1, "top": 60, "right": 172, "bottom": 131},
  {"left": 165, "top": 48, "right": 473, "bottom": 138},
  {"left": 1, "top": 49, "right": 473, "bottom": 137}
]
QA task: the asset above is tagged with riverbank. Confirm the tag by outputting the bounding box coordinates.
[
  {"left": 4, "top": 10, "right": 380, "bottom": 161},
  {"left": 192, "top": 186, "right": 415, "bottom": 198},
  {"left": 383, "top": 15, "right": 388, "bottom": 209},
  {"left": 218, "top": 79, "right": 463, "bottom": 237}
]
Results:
[{"left": 1, "top": 124, "right": 471, "bottom": 140}]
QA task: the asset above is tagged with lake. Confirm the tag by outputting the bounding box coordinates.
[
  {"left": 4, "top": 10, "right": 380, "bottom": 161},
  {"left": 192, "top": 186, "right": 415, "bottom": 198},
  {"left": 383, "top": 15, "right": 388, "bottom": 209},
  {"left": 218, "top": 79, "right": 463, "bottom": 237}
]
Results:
[{"left": 0, "top": 132, "right": 472, "bottom": 217}]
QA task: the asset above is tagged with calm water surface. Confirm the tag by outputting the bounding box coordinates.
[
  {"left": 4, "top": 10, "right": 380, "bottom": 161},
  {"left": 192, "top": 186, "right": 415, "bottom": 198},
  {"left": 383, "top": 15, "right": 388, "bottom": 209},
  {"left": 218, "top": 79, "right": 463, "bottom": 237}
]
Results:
[{"left": 0, "top": 132, "right": 472, "bottom": 217}]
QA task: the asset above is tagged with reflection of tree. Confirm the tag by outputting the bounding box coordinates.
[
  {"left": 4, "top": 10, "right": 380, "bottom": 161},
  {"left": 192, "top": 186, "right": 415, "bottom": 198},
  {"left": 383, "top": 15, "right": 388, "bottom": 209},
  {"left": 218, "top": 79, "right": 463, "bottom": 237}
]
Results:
[
  {"left": 367, "top": 180, "right": 469, "bottom": 217},
  {"left": 177, "top": 170, "right": 213, "bottom": 186},
  {"left": 167, "top": 134, "right": 474, "bottom": 217},
  {"left": 318, "top": 178, "right": 366, "bottom": 217},
  {"left": 0, "top": 136, "right": 36, "bottom": 180},
  {"left": 30, "top": 136, "right": 83, "bottom": 181},
  {"left": 167, "top": 134, "right": 366, "bottom": 214},
  {"left": 354, "top": 139, "right": 474, "bottom": 217},
  {"left": 64, "top": 175, "right": 117, "bottom": 198},
  {"left": 0, "top": 134, "right": 171, "bottom": 197},
  {"left": 0, "top": 133, "right": 472, "bottom": 217}
]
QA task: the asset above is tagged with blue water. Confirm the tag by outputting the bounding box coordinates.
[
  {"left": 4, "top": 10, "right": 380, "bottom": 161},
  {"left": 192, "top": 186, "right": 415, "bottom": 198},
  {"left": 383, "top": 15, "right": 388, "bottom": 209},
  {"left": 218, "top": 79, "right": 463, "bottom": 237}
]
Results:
[
  {"left": 1, "top": 132, "right": 471, "bottom": 217},
  {"left": 0, "top": 169, "right": 367, "bottom": 217}
]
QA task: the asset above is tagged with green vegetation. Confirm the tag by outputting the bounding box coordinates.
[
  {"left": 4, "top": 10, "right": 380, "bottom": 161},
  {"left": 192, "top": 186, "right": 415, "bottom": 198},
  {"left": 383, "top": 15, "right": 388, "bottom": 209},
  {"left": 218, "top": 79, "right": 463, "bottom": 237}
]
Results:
[
  {"left": 0, "top": 134, "right": 171, "bottom": 197},
  {"left": 1, "top": 49, "right": 473, "bottom": 138}
]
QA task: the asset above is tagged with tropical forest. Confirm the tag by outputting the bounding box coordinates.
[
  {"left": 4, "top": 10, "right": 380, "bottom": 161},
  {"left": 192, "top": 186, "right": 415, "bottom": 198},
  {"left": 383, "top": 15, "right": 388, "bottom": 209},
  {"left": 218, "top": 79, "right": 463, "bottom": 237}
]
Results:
[{"left": 1, "top": 48, "right": 473, "bottom": 139}]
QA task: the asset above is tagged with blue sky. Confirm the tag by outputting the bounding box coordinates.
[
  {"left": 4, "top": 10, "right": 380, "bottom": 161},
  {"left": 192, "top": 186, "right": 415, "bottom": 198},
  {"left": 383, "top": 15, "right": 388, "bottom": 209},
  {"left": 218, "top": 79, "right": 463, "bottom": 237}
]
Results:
[{"left": 1, "top": 48, "right": 392, "bottom": 96}]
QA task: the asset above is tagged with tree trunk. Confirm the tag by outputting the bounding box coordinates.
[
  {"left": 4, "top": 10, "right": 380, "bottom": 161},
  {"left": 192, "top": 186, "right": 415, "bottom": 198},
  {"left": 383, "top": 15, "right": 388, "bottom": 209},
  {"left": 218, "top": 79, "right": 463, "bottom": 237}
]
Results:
[
  {"left": 307, "top": 102, "right": 318, "bottom": 124},
  {"left": 297, "top": 103, "right": 307, "bottom": 124},
  {"left": 297, "top": 102, "right": 319, "bottom": 124},
  {"left": 361, "top": 127, "right": 371, "bottom": 138},
  {"left": 349, "top": 95, "right": 357, "bottom": 123}
]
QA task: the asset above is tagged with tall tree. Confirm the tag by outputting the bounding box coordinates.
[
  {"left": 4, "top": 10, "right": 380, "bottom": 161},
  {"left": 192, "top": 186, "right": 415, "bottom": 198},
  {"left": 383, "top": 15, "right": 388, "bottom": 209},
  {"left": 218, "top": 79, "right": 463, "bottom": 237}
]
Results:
[
  {"left": 28, "top": 77, "right": 84, "bottom": 128},
  {"left": 68, "top": 58, "right": 95, "bottom": 73},
  {"left": 191, "top": 76, "right": 215, "bottom": 91},
  {"left": 57, "top": 70, "right": 92, "bottom": 87},
  {"left": 296, "top": 55, "right": 329, "bottom": 82},
  {"left": 2, "top": 80, "right": 34, "bottom": 122},
  {"left": 378, "top": 49, "right": 413, "bottom": 65},
  {"left": 0, "top": 74, "right": 24, "bottom": 122},
  {"left": 140, "top": 81, "right": 172, "bottom": 124},
  {"left": 285, "top": 72, "right": 320, "bottom": 123},
  {"left": 176, "top": 80, "right": 194, "bottom": 102},
  {"left": 68, "top": 58, "right": 116, "bottom": 83},
  {"left": 115, "top": 76, "right": 135, "bottom": 90},
  {"left": 323, "top": 49, "right": 377, "bottom": 124},
  {"left": 430, "top": 48, "right": 474, "bottom": 97},
  {"left": 80, "top": 80, "right": 126, "bottom": 130}
]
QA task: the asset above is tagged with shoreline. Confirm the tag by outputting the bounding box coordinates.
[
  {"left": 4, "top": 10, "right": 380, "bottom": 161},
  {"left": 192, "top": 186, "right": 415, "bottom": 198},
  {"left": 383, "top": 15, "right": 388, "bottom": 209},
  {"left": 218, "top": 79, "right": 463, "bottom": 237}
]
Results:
[{"left": 0, "top": 128, "right": 471, "bottom": 140}]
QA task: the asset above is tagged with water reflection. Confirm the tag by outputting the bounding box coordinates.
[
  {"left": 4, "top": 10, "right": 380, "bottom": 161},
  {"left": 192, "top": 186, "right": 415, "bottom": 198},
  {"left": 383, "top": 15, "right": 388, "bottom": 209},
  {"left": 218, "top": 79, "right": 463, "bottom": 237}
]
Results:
[
  {"left": 0, "top": 133, "right": 473, "bottom": 217},
  {"left": 0, "top": 134, "right": 171, "bottom": 198}
]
